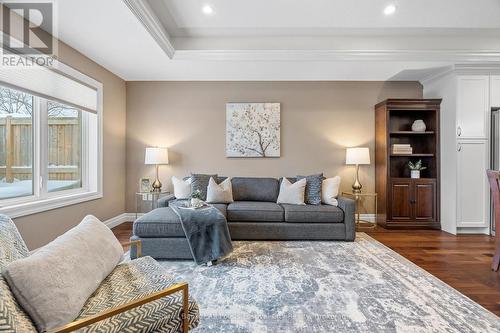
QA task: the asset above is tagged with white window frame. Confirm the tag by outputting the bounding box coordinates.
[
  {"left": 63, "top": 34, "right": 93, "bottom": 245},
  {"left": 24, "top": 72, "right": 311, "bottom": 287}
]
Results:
[{"left": 0, "top": 61, "right": 103, "bottom": 218}]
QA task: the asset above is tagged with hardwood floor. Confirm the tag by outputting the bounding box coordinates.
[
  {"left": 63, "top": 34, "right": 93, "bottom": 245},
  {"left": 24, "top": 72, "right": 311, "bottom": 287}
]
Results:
[{"left": 112, "top": 223, "right": 500, "bottom": 316}]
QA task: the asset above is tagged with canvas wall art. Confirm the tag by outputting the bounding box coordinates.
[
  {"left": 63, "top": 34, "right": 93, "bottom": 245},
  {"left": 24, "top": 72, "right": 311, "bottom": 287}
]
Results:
[{"left": 226, "top": 103, "right": 280, "bottom": 157}]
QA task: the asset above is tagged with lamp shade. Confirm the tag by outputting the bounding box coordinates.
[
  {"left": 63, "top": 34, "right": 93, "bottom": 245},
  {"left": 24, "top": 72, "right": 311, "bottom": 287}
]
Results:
[
  {"left": 346, "top": 147, "right": 370, "bottom": 165},
  {"left": 145, "top": 147, "right": 169, "bottom": 165}
]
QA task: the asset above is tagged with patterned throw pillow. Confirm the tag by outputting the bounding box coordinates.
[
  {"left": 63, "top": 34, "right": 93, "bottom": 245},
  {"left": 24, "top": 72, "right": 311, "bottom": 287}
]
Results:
[
  {"left": 297, "top": 173, "right": 323, "bottom": 205},
  {"left": 190, "top": 173, "right": 218, "bottom": 201}
]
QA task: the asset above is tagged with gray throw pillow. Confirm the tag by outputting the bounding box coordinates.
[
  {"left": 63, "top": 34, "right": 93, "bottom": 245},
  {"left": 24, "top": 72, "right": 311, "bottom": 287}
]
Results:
[
  {"left": 297, "top": 173, "right": 323, "bottom": 205},
  {"left": 190, "top": 173, "right": 218, "bottom": 201}
]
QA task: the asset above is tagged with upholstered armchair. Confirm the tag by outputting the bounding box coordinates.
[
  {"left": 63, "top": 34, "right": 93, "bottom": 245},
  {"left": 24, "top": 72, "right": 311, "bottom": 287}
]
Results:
[{"left": 0, "top": 215, "right": 199, "bottom": 332}]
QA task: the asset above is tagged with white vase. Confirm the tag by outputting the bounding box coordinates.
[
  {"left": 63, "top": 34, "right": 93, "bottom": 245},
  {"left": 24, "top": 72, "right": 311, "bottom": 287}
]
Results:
[
  {"left": 411, "top": 170, "right": 420, "bottom": 179},
  {"left": 191, "top": 198, "right": 203, "bottom": 208},
  {"left": 411, "top": 119, "right": 426, "bottom": 132}
]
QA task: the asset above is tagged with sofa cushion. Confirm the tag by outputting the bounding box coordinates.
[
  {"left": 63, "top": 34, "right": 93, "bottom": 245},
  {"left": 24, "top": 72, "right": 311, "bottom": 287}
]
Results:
[
  {"left": 227, "top": 201, "right": 284, "bottom": 222},
  {"left": 134, "top": 207, "right": 185, "bottom": 238},
  {"left": 172, "top": 176, "right": 192, "bottom": 199},
  {"left": 211, "top": 203, "right": 228, "bottom": 218},
  {"left": 277, "top": 178, "right": 306, "bottom": 205},
  {"left": 169, "top": 199, "right": 227, "bottom": 218},
  {"left": 3, "top": 215, "right": 123, "bottom": 332},
  {"left": 206, "top": 177, "right": 234, "bottom": 204},
  {"left": 232, "top": 177, "right": 279, "bottom": 202},
  {"left": 281, "top": 204, "right": 344, "bottom": 223},
  {"left": 297, "top": 173, "right": 323, "bottom": 205},
  {"left": 322, "top": 176, "right": 341, "bottom": 206},
  {"left": 190, "top": 173, "right": 218, "bottom": 201},
  {"left": 79, "top": 256, "right": 199, "bottom": 332}
]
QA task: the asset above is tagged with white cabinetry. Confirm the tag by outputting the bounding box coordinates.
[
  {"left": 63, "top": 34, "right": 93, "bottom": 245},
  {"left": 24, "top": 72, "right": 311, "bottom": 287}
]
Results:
[
  {"left": 491, "top": 76, "right": 500, "bottom": 108},
  {"left": 457, "top": 76, "right": 489, "bottom": 139},
  {"left": 423, "top": 70, "right": 496, "bottom": 235},
  {"left": 456, "top": 140, "right": 489, "bottom": 228}
]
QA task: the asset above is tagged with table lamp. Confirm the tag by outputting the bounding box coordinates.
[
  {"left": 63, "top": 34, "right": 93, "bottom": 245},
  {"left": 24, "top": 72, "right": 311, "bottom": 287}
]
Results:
[
  {"left": 145, "top": 147, "right": 169, "bottom": 192},
  {"left": 346, "top": 147, "right": 370, "bottom": 193}
]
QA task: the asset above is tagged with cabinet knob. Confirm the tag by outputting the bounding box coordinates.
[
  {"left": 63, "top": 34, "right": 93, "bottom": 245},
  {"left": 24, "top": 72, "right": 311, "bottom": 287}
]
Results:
[
  {"left": 457, "top": 126, "right": 462, "bottom": 137},
  {"left": 457, "top": 143, "right": 462, "bottom": 152}
]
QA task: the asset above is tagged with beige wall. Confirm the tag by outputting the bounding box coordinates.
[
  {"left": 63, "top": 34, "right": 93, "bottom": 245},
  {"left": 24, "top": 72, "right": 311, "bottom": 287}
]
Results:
[
  {"left": 13, "top": 43, "right": 127, "bottom": 249},
  {"left": 126, "top": 81, "right": 422, "bottom": 212}
]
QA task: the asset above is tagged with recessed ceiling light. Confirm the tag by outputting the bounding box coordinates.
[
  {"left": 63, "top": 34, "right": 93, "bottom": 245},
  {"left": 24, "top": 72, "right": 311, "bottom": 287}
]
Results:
[
  {"left": 202, "top": 4, "right": 214, "bottom": 15},
  {"left": 383, "top": 4, "right": 397, "bottom": 16}
]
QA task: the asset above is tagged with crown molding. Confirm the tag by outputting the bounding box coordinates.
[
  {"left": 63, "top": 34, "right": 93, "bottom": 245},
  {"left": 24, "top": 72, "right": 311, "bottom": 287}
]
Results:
[
  {"left": 120, "top": 1, "right": 500, "bottom": 64},
  {"left": 122, "top": 0, "right": 175, "bottom": 58},
  {"left": 421, "top": 63, "right": 500, "bottom": 84},
  {"left": 453, "top": 63, "right": 500, "bottom": 74},
  {"left": 172, "top": 49, "right": 500, "bottom": 62}
]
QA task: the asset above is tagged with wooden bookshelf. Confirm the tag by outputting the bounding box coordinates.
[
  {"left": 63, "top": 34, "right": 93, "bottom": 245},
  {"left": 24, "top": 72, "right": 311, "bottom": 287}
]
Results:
[{"left": 375, "top": 99, "right": 441, "bottom": 229}]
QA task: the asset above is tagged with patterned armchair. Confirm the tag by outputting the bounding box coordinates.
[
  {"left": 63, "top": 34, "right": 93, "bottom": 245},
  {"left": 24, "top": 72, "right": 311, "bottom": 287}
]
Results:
[{"left": 0, "top": 215, "right": 199, "bottom": 332}]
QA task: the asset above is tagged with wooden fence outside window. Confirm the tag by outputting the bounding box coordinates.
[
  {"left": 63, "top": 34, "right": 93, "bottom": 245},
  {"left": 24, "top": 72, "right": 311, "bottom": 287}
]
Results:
[{"left": 0, "top": 116, "right": 81, "bottom": 182}]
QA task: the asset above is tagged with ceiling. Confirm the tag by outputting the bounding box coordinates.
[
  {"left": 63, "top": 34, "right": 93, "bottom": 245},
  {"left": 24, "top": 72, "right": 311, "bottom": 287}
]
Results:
[
  {"left": 152, "top": 0, "right": 500, "bottom": 37},
  {"left": 54, "top": 0, "right": 500, "bottom": 81}
]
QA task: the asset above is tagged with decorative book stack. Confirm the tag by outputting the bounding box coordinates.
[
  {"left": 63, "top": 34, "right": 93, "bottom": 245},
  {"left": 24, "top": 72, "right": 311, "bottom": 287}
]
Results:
[{"left": 392, "top": 144, "right": 412, "bottom": 155}]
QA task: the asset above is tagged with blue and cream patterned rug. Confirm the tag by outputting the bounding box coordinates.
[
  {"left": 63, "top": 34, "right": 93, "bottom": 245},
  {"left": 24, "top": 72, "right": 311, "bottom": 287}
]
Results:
[{"left": 160, "top": 233, "right": 500, "bottom": 332}]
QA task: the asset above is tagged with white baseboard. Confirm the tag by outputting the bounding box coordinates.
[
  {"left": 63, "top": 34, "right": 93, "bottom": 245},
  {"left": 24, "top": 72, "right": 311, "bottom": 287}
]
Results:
[
  {"left": 359, "top": 214, "right": 376, "bottom": 222},
  {"left": 103, "top": 213, "right": 138, "bottom": 229},
  {"left": 457, "top": 227, "right": 491, "bottom": 235}
]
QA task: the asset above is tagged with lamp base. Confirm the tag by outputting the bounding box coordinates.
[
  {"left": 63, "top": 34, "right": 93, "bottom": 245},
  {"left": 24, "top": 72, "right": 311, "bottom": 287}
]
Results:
[
  {"left": 152, "top": 164, "right": 162, "bottom": 192},
  {"left": 352, "top": 164, "right": 362, "bottom": 194},
  {"left": 352, "top": 187, "right": 362, "bottom": 194},
  {"left": 152, "top": 179, "right": 162, "bottom": 192}
]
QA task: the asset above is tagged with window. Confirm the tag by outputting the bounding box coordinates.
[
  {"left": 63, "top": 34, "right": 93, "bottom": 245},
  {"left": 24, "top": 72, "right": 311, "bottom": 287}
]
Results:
[
  {"left": 0, "top": 61, "right": 102, "bottom": 217},
  {"left": 47, "top": 101, "right": 82, "bottom": 193},
  {"left": 0, "top": 87, "right": 34, "bottom": 200}
]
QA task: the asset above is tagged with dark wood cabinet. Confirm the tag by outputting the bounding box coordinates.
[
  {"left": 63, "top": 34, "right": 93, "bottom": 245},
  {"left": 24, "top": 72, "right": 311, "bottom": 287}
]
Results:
[
  {"left": 390, "top": 179, "right": 412, "bottom": 220},
  {"left": 390, "top": 178, "right": 437, "bottom": 222},
  {"left": 375, "top": 99, "right": 441, "bottom": 229}
]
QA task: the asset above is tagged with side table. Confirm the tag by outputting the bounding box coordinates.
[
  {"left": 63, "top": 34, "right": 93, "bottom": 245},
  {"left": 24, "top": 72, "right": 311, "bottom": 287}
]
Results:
[
  {"left": 135, "top": 191, "right": 170, "bottom": 219},
  {"left": 341, "top": 191, "right": 378, "bottom": 230}
]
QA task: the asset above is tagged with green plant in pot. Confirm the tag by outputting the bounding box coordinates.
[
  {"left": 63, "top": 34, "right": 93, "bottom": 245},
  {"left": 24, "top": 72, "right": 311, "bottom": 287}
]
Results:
[
  {"left": 191, "top": 189, "right": 204, "bottom": 208},
  {"left": 408, "top": 160, "right": 427, "bottom": 179}
]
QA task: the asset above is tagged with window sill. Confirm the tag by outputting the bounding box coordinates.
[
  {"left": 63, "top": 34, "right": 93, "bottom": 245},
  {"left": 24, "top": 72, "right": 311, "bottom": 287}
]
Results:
[{"left": 0, "top": 190, "right": 103, "bottom": 218}]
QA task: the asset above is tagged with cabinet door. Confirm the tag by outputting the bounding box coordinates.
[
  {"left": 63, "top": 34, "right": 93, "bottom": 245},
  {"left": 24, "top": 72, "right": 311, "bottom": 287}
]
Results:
[
  {"left": 457, "top": 141, "right": 489, "bottom": 227},
  {"left": 492, "top": 76, "right": 500, "bottom": 108},
  {"left": 414, "top": 179, "right": 436, "bottom": 222},
  {"left": 457, "top": 76, "right": 489, "bottom": 139},
  {"left": 390, "top": 180, "right": 412, "bottom": 220}
]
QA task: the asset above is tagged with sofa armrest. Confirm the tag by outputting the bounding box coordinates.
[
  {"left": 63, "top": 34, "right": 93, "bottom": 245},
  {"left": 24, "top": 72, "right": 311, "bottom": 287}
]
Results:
[
  {"left": 158, "top": 194, "right": 176, "bottom": 208},
  {"left": 337, "top": 196, "right": 356, "bottom": 241}
]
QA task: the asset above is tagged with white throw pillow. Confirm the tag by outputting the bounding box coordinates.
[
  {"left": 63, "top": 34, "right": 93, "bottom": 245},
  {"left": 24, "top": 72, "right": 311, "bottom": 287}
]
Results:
[
  {"left": 322, "top": 176, "right": 341, "bottom": 206},
  {"left": 172, "top": 176, "right": 192, "bottom": 199},
  {"left": 206, "top": 177, "right": 234, "bottom": 203},
  {"left": 3, "top": 215, "right": 123, "bottom": 332},
  {"left": 277, "top": 178, "right": 307, "bottom": 205}
]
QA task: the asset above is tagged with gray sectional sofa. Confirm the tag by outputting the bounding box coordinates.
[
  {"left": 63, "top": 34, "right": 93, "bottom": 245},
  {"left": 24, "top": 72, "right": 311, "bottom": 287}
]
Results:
[{"left": 131, "top": 177, "right": 355, "bottom": 259}]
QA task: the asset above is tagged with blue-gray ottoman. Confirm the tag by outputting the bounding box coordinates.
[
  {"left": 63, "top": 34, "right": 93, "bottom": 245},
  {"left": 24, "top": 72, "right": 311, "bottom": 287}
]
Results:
[{"left": 130, "top": 207, "right": 192, "bottom": 260}]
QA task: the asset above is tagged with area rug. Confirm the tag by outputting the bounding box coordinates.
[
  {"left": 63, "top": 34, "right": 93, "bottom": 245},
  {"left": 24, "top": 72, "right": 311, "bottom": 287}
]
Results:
[{"left": 160, "top": 233, "right": 500, "bottom": 332}]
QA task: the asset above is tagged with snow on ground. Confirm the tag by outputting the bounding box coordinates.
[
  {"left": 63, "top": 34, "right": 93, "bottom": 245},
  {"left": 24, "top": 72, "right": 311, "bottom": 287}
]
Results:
[{"left": 0, "top": 179, "right": 81, "bottom": 199}]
